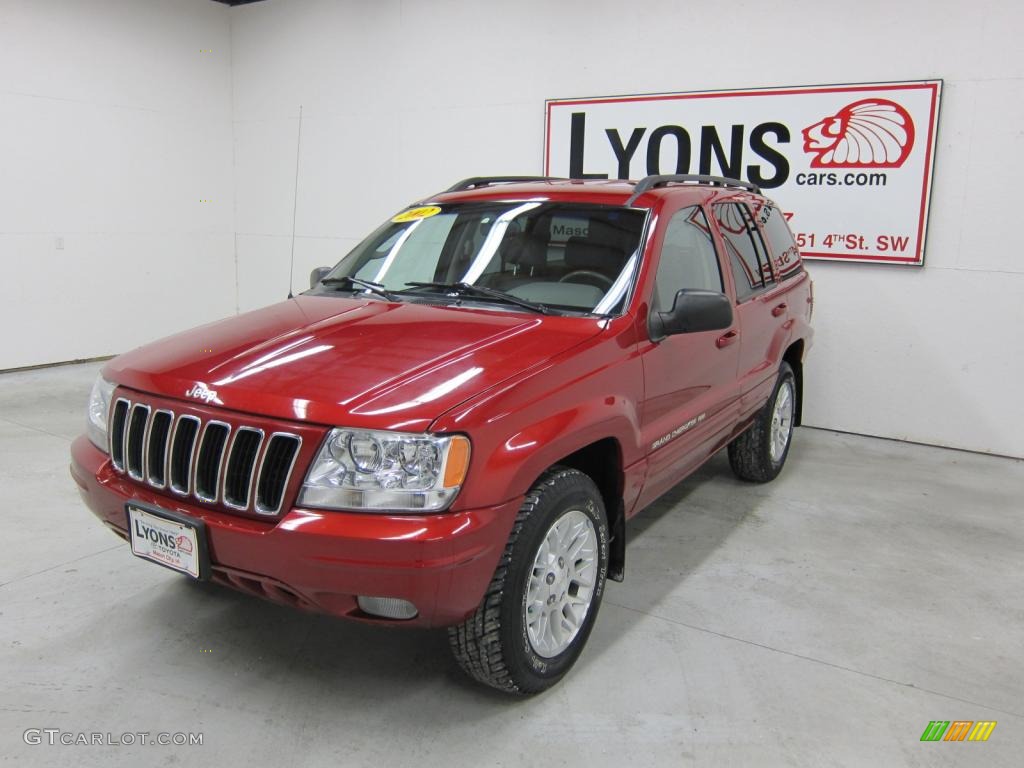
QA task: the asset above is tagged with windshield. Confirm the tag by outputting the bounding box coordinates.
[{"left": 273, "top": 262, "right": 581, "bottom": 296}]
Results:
[{"left": 315, "top": 201, "right": 647, "bottom": 314}]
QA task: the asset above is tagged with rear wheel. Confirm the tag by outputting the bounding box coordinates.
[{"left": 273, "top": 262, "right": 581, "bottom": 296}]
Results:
[
  {"left": 448, "top": 467, "right": 609, "bottom": 694},
  {"left": 728, "top": 362, "right": 796, "bottom": 483}
]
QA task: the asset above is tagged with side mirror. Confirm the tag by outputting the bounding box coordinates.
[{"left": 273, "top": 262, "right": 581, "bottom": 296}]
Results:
[
  {"left": 309, "top": 266, "right": 332, "bottom": 289},
  {"left": 649, "top": 289, "right": 733, "bottom": 342}
]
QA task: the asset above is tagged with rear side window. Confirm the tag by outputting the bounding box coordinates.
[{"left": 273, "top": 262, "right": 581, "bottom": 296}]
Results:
[
  {"left": 652, "top": 206, "right": 723, "bottom": 312},
  {"left": 754, "top": 202, "right": 803, "bottom": 281},
  {"left": 712, "top": 203, "right": 773, "bottom": 303}
]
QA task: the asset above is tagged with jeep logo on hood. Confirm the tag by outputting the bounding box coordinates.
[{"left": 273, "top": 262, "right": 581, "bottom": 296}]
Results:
[{"left": 185, "top": 382, "right": 220, "bottom": 404}]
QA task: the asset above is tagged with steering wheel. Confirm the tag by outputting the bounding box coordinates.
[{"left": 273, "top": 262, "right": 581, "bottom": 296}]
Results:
[{"left": 559, "top": 270, "right": 614, "bottom": 289}]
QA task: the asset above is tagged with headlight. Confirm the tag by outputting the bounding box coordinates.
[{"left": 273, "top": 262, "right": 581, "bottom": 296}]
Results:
[
  {"left": 299, "top": 428, "right": 471, "bottom": 512},
  {"left": 86, "top": 375, "right": 116, "bottom": 452}
]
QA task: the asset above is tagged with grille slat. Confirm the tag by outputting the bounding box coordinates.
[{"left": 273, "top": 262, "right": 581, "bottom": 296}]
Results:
[
  {"left": 256, "top": 434, "right": 301, "bottom": 514},
  {"left": 125, "top": 405, "right": 150, "bottom": 479},
  {"left": 195, "top": 423, "right": 230, "bottom": 502},
  {"left": 109, "top": 394, "right": 301, "bottom": 516},
  {"left": 170, "top": 416, "right": 201, "bottom": 495},
  {"left": 146, "top": 411, "right": 173, "bottom": 487},
  {"left": 223, "top": 428, "right": 263, "bottom": 509},
  {"left": 109, "top": 399, "right": 130, "bottom": 469}
]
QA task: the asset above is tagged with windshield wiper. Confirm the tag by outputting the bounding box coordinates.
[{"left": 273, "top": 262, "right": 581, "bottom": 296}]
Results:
[
  {"left": 321, "top": 275, "right": 398, "bottom": 301},
  {"left": 402, "top": 282, "right": 550, "bottom": 315}
]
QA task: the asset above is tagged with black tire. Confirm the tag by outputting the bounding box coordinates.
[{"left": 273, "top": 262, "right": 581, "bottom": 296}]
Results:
[
  {"left": 728, "top": 362, "right": 797, "bottom": 483},
  {"left": 448, "top": 467, "right": 609, "bottom": 694}
]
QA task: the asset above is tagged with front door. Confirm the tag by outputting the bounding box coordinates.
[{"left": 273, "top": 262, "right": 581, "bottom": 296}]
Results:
[{"left": 638, "top": 204, "right": 740, "bottom": 504}]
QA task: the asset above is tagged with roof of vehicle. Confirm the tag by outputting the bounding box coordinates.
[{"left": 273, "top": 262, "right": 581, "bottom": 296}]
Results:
[{"left": 426, "top": 175, "right": 764, "bottom": 209}]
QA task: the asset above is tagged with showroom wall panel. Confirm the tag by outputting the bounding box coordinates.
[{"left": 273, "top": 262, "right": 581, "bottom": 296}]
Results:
[
  {"left": 0, "top": 0, "right": 236, "bottom": 370},
  {"left": 228, "top": 0, "right": 1024, "bottom": 458}
]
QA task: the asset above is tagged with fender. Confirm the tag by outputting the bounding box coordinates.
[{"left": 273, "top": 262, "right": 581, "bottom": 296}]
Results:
[
  {"left": 491, "top": 407, "right": 635, "bottom": 506},
  {"left": 431, "top": 317, "right": 646, "bottom": 512}
]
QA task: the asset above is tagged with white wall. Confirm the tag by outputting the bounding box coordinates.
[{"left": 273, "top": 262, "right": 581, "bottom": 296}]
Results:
[
  {"left": 0, "top": 0, "right": 236, "bottom": 370},
  {"left": 4, "top": 0, "right": 1019, "bottom": 458},
  {"left": 228, "top": 0, "right": 1024, "bottom": 458}
]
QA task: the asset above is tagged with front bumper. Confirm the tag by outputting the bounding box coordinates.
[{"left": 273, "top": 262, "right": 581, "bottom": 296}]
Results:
[{"left": 70, "top": 436, "right": 520, "bottom": 628}]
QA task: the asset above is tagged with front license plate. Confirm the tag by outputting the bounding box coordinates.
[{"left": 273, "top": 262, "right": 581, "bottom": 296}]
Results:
[{"left": 126, "top": 504, "right": 208, "bottom": 580}]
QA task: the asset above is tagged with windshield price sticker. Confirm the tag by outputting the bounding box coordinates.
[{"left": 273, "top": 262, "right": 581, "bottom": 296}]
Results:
[{"left": 392, "top": 205, "right": 442, "bottom": 224}]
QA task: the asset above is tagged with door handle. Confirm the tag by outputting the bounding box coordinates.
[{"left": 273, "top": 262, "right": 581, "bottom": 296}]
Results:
[
  {"left": 771, "top": 302, "right": 788, "bottom": 317},
  {"left": 716, "top": 330, "right": 738, "bottom": 349}
]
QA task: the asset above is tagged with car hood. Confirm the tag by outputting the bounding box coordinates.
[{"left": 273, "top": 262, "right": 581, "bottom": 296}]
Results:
[{"left": 105, "top": 295, "right": 606, "bottom": 431}]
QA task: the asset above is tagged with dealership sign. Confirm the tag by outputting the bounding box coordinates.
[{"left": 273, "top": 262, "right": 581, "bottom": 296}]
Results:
[{"left": 545, "top": 81, "right": 942, "bottom": 265}]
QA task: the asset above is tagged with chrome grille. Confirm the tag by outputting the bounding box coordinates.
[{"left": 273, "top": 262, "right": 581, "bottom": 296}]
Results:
[
  {"left": 146, "top": 410, "right": 173, "bottom": 487},
  {"left": 109, "top": 400, "right": 129, "bottom": 470},
  {"left": 256, "top": 434, "right": 302, "bottom": 514},
  {"left": 169, "top": 416, "right": 200, "bottom": 495},
  {"left": 125, "top": 404, "right": 149, "bottom": 480},
  {"left": 109, "top": 397, "right": 301, "bottom": 516},
  {"left": 223, "top": 428, "right": 263, "bottom": 509},
  {"left": 195, "top": 421, "right": 230, "bottom": 502}
]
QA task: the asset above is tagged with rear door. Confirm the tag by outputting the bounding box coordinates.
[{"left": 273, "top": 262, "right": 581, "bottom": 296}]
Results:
[
  {"left": 638, "top": 204, "right": 740, "bottom": 502},
  {"left": 711, "top": 201, "right": 786, "bottom": 421}
]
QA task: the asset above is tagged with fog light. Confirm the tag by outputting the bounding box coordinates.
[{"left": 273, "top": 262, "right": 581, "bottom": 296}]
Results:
[{"left": 357, "top": 596, "right": 418, "bottom": 620}]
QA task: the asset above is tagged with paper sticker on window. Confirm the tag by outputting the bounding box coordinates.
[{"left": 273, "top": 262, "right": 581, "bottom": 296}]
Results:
[
  {"left": 550, "top": 215, "right": 589, "bottom": 242},
  {"left": 391, "top": 206, "right": 442, "bottom": 224}
]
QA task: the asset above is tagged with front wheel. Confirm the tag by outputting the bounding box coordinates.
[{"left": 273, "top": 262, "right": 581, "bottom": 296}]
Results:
[
  {"left": 448, "top": 467, "right": 609, "bottom": 694},
  {"left": 728, "top": 362, "right": 796, "bottom": 483}
]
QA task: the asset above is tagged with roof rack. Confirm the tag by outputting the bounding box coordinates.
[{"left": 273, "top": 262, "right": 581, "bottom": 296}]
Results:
[
  {"left": 625, "top": 174, "right": 760, "bottom": 206},
  {"left": 443, "top": 176, "right": 565, "bottom": 193}
]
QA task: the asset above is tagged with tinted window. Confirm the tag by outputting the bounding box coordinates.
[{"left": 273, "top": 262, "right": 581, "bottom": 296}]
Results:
[
  {"left": 652, "top": 206, "right": 723, "bottom": 312},
  {"left": 549, "top": 214, "right": 590, "bottom": 244},
  {"left": 713, "top": 203, "right": 773, "bottom": 302},
  {"left": 754, "top": 202, "right": 803, "bottom": 281}
]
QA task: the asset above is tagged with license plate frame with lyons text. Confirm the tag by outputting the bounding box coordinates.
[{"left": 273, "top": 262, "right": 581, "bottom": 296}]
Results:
[{"left": 125, "top": 502, "right": 210, "bottom": 580}]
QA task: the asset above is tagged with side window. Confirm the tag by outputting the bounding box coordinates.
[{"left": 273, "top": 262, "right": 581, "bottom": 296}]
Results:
[
  {"left": 755, "top": 202, "right": 804, "bottom": 281},
  {"left": 712, "top": 203, "right": 773, "bottom": 303},
  {"left": 652, "top": 206, "right": 724, "bottom": 312}
]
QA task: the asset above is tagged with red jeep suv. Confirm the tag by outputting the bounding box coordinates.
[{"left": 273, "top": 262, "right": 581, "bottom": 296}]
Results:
[{"left": 71, "top": 174, "right": 813, "bottom": 693}]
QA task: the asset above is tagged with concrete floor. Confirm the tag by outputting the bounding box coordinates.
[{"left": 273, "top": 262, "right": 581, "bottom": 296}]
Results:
[{"left": 1, "top": 361, "right": 1021, "bottom": 767}]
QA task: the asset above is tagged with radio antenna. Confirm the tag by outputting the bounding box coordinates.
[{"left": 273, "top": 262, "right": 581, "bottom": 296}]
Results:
[{"left": 287, "top": 105, "right": 304, "bottom": 299}]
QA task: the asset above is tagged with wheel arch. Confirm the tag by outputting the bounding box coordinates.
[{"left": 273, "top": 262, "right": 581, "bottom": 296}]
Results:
[
  {"left": 782, "top": 339, "right": 805, "bottom": 426},
  {"left": 546, "top": 437, "right": 627, "bottom": 582}
]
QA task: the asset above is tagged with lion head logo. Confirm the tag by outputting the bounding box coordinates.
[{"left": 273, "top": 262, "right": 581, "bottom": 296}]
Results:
[
  {"left": 175, "top": 534, "right": 194, "bottom": 554},
  {"left": 802, "top": 99, "right": 915, "bottom": 168}
]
